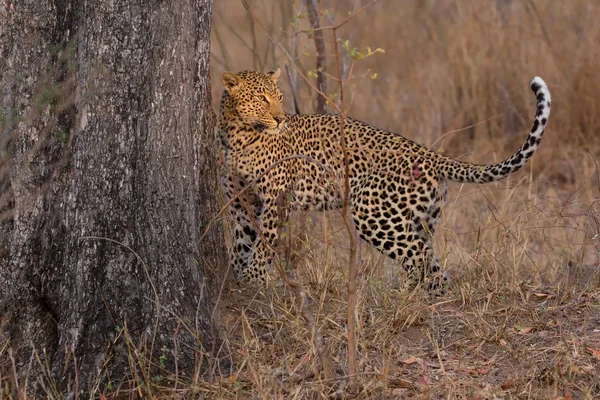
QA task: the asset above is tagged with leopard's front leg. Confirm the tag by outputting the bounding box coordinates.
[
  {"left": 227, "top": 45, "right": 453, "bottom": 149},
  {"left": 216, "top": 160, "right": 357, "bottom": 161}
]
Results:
[
  {"left": 228, "top": 198, "right": 261, "bottom": 280},
  {"left": 241, "top": 198, "right": 281, "bottom": 283}
]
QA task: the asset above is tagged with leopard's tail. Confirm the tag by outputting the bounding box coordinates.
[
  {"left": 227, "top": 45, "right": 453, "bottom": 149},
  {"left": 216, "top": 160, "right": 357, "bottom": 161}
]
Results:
[{"left": 437, "top": 77, "right": 551, "bottom": 184}]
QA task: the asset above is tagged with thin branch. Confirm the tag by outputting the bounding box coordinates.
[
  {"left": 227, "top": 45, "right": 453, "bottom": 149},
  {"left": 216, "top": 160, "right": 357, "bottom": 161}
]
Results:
[
  {"left": 333, "top": 25, "right": 359, "bottom": 387},
  {"left": 275, "top": 194, "right": 335, "bottom": 380},
  {"left": 241, "top": 0, "right": 342, "bottom": 116},
  {"left": 299, "top": 1, "right": 377, "bottom": 33},
  {"left": 240, "top": 0, "right": 370, "bottom": 390}
]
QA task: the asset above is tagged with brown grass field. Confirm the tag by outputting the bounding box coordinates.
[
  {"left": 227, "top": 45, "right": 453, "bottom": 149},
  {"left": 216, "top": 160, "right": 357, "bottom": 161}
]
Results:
[
  {"left": 2, "top": 0, "right": 600, "bottom": 398},
  {"left": 207, "top": 0, "right": 600, "bottom": 398}
]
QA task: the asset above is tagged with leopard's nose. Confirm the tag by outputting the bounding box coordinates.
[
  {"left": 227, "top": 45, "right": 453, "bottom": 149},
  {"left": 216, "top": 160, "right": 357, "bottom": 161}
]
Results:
[{"left": 274, "top": 115, "right": 285, "bottom": 126}]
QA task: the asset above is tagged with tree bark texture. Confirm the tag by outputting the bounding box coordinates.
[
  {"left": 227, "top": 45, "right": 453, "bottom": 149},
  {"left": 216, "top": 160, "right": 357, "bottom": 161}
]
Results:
[{"left": 0, "top": 0, "right": 225, "bottom": 394}]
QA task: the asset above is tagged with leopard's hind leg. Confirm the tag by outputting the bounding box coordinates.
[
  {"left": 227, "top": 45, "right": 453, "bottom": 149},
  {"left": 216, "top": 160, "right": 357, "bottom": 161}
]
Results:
[{"left": 351, "top": 169, "right": 446, "bottom": 292}]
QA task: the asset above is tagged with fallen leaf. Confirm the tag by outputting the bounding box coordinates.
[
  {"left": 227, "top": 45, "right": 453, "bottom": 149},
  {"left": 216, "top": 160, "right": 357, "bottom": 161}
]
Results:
[
  {"left": 553, "top": 391, "right": 574, "bottom": 399},
  {"left": 416, "top": 375, "right": 430, "bottom": 386},
  {"left": 514, "top": 324, "right": 533, "bottom": 334},
  {"left": 518, "top": 326, "right": 533, "bottom": 335},
  {"left": 587, "top": 347, "right": 600, "bottom": 360},
  {"left": 465, "top": 367, "right": 490, "bottom": 376},
  {"left": 500, "top": 380, "right": 513, "bottom": 390},
  {"left": 396, "top": 379, "right": 413, "bottom": 388},
  {"left": 402, "top": 356, "right": 419, "bottom": 364},
  {"left": 221, "top": 373, "right": 238, "bottom": 384},
  {"left": 298, "top": 352, "right": 312, "bottom": 366}
]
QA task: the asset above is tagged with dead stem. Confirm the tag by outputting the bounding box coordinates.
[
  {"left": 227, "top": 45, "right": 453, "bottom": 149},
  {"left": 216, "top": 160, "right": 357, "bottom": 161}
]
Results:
[{"left": 275, "top": 193, "right": 336, "bottom": 381}]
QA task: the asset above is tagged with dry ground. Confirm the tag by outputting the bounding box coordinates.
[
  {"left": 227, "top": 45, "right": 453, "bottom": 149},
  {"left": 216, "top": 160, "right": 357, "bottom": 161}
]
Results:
[{"left": 206, "top": 273, "right": 600, "bottom": 398}]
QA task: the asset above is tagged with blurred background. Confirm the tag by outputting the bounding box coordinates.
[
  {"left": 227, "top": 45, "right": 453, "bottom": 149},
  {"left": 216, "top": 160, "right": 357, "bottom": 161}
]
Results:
[{"left": 210, "top": 0, "right": 600, "bottom": 290}]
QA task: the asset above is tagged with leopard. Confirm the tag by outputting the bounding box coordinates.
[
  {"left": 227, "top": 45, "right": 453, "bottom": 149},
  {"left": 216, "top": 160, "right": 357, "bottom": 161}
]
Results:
[{"left": 216, "top": 68, "right": 551, "bottom": 291}]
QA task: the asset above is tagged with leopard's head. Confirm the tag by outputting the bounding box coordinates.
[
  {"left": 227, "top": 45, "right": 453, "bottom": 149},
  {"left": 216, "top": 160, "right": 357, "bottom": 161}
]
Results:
[{"left": 220, "top": 69, "right": 285, "bottom": 132}]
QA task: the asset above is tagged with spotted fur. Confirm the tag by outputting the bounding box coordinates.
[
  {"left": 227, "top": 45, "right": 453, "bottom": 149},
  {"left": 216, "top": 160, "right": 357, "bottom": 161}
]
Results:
[{"left": 217, "top": 69, "right": 551, "bottom": 291}]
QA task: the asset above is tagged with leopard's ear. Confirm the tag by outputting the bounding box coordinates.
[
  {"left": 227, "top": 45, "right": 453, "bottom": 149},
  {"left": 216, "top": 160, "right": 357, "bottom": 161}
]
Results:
[
  {"left": 267, "top": 68, "right": 281, "bottom": 83},
  {"left": 221, "top": 72, "right": 243, "bottom": 95}
]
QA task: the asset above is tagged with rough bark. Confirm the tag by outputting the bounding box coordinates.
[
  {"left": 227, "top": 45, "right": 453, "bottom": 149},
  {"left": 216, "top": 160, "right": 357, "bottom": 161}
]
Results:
[{"left": 0, "top": 0, "right": 225, "bottom": 395}]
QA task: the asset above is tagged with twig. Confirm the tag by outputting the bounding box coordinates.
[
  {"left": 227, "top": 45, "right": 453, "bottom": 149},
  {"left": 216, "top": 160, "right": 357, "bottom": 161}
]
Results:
[
  {"left": 431, "top": 113, "right": 505, "bottom": 149},
  {"left": 172, "top": 321, "right": 180, "bottom": 392},
  {"left": 332, "top": 25, "right": 359, "bottom": 386},
  {"left": 238, "top": 1, "right": 380, "bottom": 389},
  {"left": 207, "top": 251, "right": 232, "bottom": 379},
  {"left": 275, "top": 193, "right": 335, "bottom": 381},
  {"left": 298, "top": 1, "right": 377, "bottom": 33},
  {"left": 241, "top": 0, "right": 357, "bottom": 117}
]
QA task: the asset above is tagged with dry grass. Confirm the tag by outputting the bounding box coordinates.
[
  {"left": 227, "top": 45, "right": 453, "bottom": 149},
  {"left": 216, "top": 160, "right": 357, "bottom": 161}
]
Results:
[{"left": 3, "top": 0, "right": 600, "bottom": 398}]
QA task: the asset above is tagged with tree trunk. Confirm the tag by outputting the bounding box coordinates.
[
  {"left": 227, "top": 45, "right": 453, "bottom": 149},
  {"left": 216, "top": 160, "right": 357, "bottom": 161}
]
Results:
[{"left": 0, "top": 0, "right": 226, "bottom": 395}]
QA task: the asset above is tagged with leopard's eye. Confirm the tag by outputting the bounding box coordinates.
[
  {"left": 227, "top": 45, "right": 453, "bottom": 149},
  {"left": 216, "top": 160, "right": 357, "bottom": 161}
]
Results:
[{"left": 259, "top": 94, "right": 269, "bottom": 103}]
